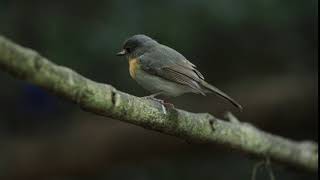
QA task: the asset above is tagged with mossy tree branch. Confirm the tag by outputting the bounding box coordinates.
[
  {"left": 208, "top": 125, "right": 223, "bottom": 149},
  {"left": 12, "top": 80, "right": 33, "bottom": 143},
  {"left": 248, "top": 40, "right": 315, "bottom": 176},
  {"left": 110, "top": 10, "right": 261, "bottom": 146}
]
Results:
[{"left": 0, "top": 35, "right": 318, "bottom": 172}]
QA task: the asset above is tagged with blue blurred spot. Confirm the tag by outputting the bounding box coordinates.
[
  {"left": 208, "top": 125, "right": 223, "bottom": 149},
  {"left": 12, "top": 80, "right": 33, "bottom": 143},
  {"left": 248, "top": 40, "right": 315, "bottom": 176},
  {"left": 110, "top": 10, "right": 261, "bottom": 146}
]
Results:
[{"left": 20, "top": 84, "right": 57, "bottom": 115}]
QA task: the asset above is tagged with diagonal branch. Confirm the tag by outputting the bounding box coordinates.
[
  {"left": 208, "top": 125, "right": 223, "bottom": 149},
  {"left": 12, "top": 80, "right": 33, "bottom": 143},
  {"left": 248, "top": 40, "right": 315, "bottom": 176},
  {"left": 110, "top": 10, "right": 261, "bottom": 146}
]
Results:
[{"left": 0, "top": 35, "right": 318, "bottom": 172}]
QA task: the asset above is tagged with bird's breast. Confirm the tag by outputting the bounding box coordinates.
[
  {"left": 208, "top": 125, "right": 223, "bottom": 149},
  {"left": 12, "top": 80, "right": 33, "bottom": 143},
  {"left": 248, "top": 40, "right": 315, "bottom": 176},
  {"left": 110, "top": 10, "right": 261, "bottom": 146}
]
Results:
[{"left": 128, "top": 58, "right": 139, "bottom": 79}]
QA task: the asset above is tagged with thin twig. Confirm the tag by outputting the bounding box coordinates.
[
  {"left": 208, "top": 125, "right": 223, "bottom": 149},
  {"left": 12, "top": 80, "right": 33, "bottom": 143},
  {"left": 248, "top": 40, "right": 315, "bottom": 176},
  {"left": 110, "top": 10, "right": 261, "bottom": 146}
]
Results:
[
  {"left": 251, "top": 161, "right": 265, "bottom": 180},
  {"left": 265, "top": 158, "right": 276, "bottom": 180},
  {"left": 251, "top": 158, "right": 276, "bottom": 180}
]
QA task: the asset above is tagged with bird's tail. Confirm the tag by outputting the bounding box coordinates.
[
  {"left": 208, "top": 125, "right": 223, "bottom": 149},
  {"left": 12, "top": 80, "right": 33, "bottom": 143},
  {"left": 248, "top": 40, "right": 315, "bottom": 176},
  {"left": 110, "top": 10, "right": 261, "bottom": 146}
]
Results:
[{"left": 200, "top": 81, "right": 243, "bottom": 111}]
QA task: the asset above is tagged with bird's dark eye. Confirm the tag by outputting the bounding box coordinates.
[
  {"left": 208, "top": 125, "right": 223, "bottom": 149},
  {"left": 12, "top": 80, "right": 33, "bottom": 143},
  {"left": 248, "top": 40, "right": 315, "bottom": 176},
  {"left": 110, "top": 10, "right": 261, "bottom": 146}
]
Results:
[{"left": 125, "top": 47, "right": 131, "bottom": 53}]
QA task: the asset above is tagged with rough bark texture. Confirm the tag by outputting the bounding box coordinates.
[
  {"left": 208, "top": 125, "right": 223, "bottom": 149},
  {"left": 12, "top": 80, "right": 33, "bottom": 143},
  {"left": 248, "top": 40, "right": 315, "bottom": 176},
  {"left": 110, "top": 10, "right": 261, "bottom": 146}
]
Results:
[{"left": 0, "top": 35, "right": 318, "bottom": 172}]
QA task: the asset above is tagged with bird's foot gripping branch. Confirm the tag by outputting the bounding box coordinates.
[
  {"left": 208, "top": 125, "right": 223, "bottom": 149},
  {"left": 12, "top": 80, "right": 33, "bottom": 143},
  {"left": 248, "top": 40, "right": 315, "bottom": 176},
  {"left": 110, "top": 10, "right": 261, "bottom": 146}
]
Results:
[{"left": 0, "top": 35, "right": 318, "bottom": 172}]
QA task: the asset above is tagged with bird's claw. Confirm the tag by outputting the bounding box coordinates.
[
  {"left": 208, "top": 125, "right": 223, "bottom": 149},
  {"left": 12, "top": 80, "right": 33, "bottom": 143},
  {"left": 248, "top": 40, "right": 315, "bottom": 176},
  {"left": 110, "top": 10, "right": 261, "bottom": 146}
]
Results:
[{"left": 141, "top": 96, "right": 174, "bottom": 114}]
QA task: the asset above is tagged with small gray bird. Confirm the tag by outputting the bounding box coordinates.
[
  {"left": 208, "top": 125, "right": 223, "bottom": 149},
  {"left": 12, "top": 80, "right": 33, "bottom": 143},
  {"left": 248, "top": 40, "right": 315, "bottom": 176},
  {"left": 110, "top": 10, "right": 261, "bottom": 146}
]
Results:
[{"left": 117, "top": 34, "right": 242, "bottom": 110}]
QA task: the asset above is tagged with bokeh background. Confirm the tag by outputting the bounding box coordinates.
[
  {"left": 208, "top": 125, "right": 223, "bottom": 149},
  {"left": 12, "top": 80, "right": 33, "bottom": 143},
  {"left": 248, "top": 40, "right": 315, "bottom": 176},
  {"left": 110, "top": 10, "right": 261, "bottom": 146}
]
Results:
[{"left": 0, "top": 0, "right": 318, "bottom": 179}]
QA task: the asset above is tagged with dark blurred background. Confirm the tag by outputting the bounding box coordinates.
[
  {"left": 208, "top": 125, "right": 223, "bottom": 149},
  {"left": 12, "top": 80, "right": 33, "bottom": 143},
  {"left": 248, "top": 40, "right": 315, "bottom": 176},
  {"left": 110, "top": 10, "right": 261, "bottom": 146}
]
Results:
[{"left": 0, "top": 0, "right": 318, "bottom": 179}]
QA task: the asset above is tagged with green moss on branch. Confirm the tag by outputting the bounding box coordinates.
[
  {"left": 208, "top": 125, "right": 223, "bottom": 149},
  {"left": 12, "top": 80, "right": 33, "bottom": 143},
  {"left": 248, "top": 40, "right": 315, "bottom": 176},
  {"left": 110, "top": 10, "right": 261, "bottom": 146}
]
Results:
[{"left": 0, "top": 35, "right": 317, "bottom": 172}]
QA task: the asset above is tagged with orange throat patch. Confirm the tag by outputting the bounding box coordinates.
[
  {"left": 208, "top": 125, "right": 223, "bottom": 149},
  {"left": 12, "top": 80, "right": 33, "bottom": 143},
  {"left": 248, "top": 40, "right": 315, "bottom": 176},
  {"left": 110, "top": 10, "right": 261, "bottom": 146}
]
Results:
[{"left": 128, "top": 58, "right": 138, "bottom": 79}]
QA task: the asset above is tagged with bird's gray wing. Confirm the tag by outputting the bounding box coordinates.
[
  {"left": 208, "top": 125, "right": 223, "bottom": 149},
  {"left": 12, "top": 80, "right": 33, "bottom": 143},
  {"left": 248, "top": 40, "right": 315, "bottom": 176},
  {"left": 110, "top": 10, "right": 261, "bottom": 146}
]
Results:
[
  {"left": 139, "top": 45, "right": 205, "bottom": 95},
  {"left": 139, "top": 45, "right": 243, "bottom": 110}
]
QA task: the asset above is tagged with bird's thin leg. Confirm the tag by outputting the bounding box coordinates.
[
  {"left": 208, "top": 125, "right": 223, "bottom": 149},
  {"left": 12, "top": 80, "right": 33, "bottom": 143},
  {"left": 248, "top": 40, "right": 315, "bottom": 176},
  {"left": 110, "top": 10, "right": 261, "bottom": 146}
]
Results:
[
  {"left": 142, "top": 92, "right": 163, "bottom": 99},
  {"left": 142, "top": 92, "right": 165, "bottom": 105},
  {"left": 141, "top": 92, "right": 174, "bottom": 114}
]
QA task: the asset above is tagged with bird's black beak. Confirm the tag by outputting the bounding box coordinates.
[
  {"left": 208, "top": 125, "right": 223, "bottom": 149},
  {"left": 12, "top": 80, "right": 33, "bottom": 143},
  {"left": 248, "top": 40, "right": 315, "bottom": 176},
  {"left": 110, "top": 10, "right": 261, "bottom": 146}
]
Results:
[{"left": 116, "top": 49, "right": 127, "bottom": 56}]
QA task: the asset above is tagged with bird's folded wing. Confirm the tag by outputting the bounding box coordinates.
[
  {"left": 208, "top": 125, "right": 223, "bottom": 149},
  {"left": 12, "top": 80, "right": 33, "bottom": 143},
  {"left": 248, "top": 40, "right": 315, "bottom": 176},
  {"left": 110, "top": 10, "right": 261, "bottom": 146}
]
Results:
[
  {"left": 139, "top": 47, "right": 206, "bottom": 95},
  {"left": 159, "top": 66, "right": 205, "bottom": 95}
]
